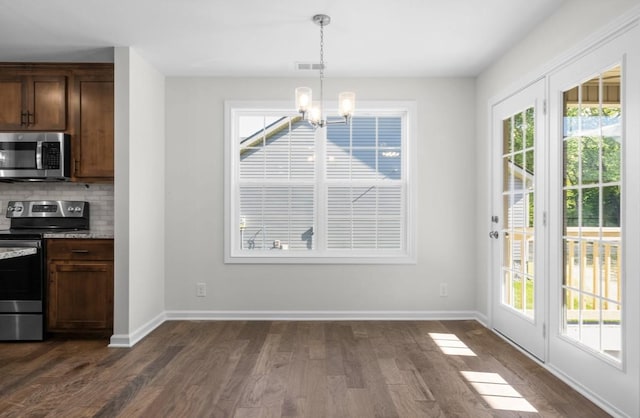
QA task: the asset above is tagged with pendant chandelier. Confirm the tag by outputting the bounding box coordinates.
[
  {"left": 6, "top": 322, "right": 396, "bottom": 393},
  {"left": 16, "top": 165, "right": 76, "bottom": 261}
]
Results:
[{"left": 295, "top": 14, "right": 355, "bottom": 128}]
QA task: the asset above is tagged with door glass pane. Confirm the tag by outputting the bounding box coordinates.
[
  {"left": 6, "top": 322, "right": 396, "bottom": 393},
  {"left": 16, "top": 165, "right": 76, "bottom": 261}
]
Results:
[
  {"left": 513, "top": 273, "right": 523, "bottom": 310},
  {"left": 564, "top": 240, "right": 580, "bottom": 287},
  {"left": 525, "top": 276, "right": 535, "bottom": 316},
  {"left": 501, "top": 107, "right": 536, "bottom": 319},
  {"left": 581, "top": 136, "right": 600, "bottom": 184},
  {"left": 602, "top": 185, "right": 620, "bottom": 227},
  {"left": 526, "top": 191, "right": 535, "bottom": 228},
  {"left": 563, "top": 136, "right": 580, "bottom": 186},
  {"left": 524, "top": 149, "right": 534, "bottom": 177},
  {"left": 513, "top": 151, "right": 524, "bottom": 170},
  {"left": 602, "top": 136, "right": 621, "bottom": 183},
  {"left": 562, "top": 65, "right": 622, "bottom": 361},
  {"left": 581, "top": 187, "right": 599, "bottom": 227},
  {"left": 525, "top": 107, "right": 535, "bottom": 148},
  {"left": 503, "top": 118, "right": 513, "bottom": 154}
]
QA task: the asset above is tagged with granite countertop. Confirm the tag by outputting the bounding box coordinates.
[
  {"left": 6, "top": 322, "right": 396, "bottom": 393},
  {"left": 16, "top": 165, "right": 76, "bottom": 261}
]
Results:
[
  {"left": 0, "top": 247, "right": 38, "bottom": 260},
  {"left": 43, "top": 231, "right": 114, "bottom": 239}
]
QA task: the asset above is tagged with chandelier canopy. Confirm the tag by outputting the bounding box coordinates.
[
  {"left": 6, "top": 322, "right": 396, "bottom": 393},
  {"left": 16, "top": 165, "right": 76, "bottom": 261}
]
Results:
[{"left": 295, "top": 14, "right": 355, "bottom": 128}]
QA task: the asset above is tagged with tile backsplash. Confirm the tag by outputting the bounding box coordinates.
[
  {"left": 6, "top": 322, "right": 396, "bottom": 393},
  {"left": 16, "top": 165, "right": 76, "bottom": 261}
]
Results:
[{"left": 0, "top": 182, "right": 114, "bottom": 234}]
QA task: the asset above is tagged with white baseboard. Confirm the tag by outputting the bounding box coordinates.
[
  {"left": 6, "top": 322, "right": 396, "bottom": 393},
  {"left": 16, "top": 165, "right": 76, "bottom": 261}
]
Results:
[
  {"left": 107, "top": 334, "right": 131, "bottom": 347},
  {"left": 108, "top": 311, "right": 166, "bottom": 348},
  {"left": 108, "top": 310, "right": 485, "bottom": 347},
  {"left": 474, "top": 311, "right": 489, "bottom": 327},
  {"left": 164, "top": 310, "right": 480, "bottom": 321}
]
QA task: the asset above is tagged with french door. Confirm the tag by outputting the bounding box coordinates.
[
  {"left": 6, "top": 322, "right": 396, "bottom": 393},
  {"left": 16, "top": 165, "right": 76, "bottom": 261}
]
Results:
[
  {"left": 491, "top": 79, "right": 546, "bottom": 361},
  {"left": 490, "top": 21, "right": 639, "bottom": 417},
  {"left": 547, "top": 25, "right": 639, "bottom": 416}
]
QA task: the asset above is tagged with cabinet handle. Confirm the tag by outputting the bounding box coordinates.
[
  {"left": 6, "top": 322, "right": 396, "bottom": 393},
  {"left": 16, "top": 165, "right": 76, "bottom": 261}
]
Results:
[
  {"left": 71, "top": 249, "right": 90, "bottom": 254},
  {"left": 20, "top": 112, "right": 27, "bottom": 126},
  {"left": 27, "top": 112, "right": 34, "bottom": 126}
]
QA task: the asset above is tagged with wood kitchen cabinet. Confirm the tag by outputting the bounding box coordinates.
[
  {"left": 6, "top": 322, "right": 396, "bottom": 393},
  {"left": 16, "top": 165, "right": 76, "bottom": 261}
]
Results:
[
  {"left": 69, "top": 70, "right": 114, "bottom": 180},
  {"left": 0, "top": 74, "right": 67, "bottom": 131},
  {"left": 0, "top": 63, "right": 114, "bottom": 182},
  {"left": 46, "top": 239, "right": 114, "bottom": 335}
]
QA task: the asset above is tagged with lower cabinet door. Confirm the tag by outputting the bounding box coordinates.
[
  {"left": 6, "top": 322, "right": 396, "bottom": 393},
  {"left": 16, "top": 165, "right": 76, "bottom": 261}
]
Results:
[{"left": 48, "top": 261, "right": 114, "bottom": 332}]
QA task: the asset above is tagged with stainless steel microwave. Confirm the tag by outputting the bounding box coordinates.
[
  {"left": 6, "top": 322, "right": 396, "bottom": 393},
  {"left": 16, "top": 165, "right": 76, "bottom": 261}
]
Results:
[{"left": 0, "top": 132, "right": 71, "bottom": 181}]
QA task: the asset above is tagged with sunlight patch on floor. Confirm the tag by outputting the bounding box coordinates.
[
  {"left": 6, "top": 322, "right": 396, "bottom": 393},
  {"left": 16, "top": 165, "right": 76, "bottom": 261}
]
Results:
[
  {"left": 429, "top": 333, "right": 477, "bottom": 356},
  {"left": 461, "top": 371, "right": 538, "bottom": 412}
]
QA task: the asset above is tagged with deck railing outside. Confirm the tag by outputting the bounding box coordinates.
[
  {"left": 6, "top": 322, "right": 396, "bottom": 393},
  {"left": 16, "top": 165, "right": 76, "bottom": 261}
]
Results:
[{"left": 504, "top": 227, "right": 621, "bottom": 318}]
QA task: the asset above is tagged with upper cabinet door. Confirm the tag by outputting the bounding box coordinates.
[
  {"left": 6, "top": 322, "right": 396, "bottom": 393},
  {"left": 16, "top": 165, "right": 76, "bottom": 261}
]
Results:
[
  {"left": 72, "top": 75, "right": 114, "bottom": 180},
  {"left": 29, "top": 76, "right": 67, "bottom": 131},
  {"left": 0, "top": 74, "right": 67, "bottom": 131},
  {"left": 0, "top": 77, "right": 28, "bottom": 130}
]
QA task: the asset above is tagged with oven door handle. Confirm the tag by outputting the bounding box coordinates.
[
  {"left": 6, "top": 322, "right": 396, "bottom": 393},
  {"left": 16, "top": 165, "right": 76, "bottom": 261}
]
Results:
[{"left": 0, "top": 240, "right": 41, "bottom": 248}]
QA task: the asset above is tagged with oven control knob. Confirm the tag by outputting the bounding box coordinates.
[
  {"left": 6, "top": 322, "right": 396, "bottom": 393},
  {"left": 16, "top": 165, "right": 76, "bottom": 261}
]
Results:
[
  {"left": 67, "top": 206, "right": 75, "bottom": 212},
  {"left": 74, "top": 206, "right": 82, "bottom": 212}
]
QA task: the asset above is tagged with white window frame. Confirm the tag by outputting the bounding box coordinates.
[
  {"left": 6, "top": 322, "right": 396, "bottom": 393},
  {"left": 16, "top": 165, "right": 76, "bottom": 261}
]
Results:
[{"left": 224, "top": 100, "right": 417, "bottom": 264}]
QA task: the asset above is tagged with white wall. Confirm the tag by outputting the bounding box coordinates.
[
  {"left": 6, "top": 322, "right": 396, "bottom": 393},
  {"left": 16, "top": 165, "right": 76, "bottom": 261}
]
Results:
[
  {"left": 112, "top": 47, "right": 166, "bottom": 345},
  {"left": 164, "top": 77, "right": 477, "bottom": 315},
  {"left": 474, "top": 0, "right": 640, "bottom": 317},
  {"left": 113, "top": 48, "right": 130, "bottom": 340}
]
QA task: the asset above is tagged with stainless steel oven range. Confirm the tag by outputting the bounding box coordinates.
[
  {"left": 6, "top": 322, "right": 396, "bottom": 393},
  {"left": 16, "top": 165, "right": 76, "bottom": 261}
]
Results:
[{"left": 0, "top": 200, "right": 89, "bottom": 341}]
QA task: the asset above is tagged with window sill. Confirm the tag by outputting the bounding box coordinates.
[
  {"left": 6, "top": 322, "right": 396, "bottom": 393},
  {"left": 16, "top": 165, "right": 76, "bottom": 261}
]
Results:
[{"left": 224, "top": 251, "right": 417, "bottom": 265}]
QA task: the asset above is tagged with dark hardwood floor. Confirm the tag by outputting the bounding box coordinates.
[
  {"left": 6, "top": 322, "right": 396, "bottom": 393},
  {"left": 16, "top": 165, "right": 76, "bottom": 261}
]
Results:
[{"left": 0, "top": 320, "right": 610, "bottom": 417}]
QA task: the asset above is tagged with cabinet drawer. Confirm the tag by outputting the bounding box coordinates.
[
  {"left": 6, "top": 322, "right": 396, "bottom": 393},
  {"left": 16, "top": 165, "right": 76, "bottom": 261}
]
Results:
[{"left": 46, "top": 239, "right": 113, "bottom": 261}]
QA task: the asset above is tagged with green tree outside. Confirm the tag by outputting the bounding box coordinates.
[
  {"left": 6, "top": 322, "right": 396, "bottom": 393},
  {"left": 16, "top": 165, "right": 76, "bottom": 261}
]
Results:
[{"left": 563, "top": 105, "right": 621, "bottom": 228}]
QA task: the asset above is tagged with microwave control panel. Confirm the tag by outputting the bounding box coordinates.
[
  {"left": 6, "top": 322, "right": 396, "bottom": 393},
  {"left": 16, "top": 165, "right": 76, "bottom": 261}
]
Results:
[{"left": 42, "top": 142, "right": 61, "bottom": 169}]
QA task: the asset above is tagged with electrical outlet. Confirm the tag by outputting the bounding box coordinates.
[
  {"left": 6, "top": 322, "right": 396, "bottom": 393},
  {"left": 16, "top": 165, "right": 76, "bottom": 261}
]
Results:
[
  {"left": 439, "top": 283, "right": 448, "bottom": 297},
  {"left": 196, "top": 282, "right": 206, "bottom": 297}
]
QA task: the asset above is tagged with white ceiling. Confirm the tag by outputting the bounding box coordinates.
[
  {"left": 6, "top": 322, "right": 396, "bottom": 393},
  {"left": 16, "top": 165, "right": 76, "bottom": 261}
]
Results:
[{"left": 0, "top": 0, "right": 565, "bottom": 77}]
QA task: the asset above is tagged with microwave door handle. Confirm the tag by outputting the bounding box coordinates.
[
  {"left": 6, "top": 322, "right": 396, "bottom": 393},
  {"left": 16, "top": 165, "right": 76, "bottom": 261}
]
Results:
[{"left": 36, "top": 141, "right": 43, "bottom": 170}]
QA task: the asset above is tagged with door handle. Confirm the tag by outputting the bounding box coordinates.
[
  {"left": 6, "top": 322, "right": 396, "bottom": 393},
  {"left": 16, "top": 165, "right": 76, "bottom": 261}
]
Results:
[{"left": 489, "top": 231, "right": 499, "bottom": 239}]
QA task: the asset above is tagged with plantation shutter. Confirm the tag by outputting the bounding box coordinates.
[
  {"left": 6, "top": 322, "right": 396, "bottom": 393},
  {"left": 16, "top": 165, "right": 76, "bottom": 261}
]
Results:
[{"left": 238, "top": 117, "right": 316, "bottom": 251}]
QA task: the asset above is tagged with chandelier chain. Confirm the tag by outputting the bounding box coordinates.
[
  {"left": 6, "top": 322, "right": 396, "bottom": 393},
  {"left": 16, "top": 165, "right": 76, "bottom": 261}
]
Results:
[{"left": 319, "top": 19, "right": 325, "bottom": 121}]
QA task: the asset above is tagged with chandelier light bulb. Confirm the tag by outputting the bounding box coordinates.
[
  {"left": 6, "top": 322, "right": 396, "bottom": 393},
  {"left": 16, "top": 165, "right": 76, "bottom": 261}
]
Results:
[
  {"left": 295, "top": 87, "right": 312, "bottom": 113},
  {"left": 339, "top": 91, "right": 356, "bottom": 117},
  {"left": 309, "top": 103, "right": 322, "bottom": 125}
]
